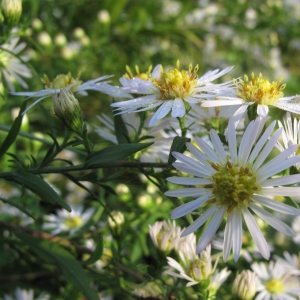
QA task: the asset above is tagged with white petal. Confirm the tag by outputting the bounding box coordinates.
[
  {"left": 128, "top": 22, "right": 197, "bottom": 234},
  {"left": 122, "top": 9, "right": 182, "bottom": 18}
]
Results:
[
  {"left": 171, "top": 194, "right": 211, "bottom": 219},
  {"left": 232, "top": 209, "right": 242, "bottom": 261},
  {"left": 210, "top": 130, "right": 227, "bottom": 161},
  {"left": 253, "top": 194, "right": 300, "bottom": 215},
  {"left": 257, "top": 104, "right": 269, "bottom": 117},
  {"left": 149, "top": 100, "right": 173, "bottom": 126},
  {"left": 201, "top": 98, "right": 244, "bottom": 107},
  {"left": 223, "top": 214, "right": 233, "bottom": 262},
  {"left": 273, "top": 98, "right": 300, "bottom": 115},
  {"left": 260, "top": 187, "right": 300, "bottom": 197},
  {"left": 166, "top": 177, "right": 212, "bottom": 185},
  {"left": 165, "top": 188, "right": 207, "bottom": 197},
  {"left": 172, "top": 162, "right": 208, "bottom": 177},
  {"left": 261, "top": 175, "right": 300, "bottom": 187},
  {"left": 171, "top": 98, "right": 185, "bottom": 118},
  {"left": 248, "top": 121, "right": 276, "bottom": 163},
  {"left": 238, "top": 120, "right": 255, "bottom": 165},
  {"left": 250, "top": 203, "right": 295, "bottom": 236},
  {"left": 242, "top": 208, "right": 270, "bottom": 259},
  {"left": 194, "top": 136, "right": 220, "bottom": 163},
  {"left": 227, "top": 117, "right": 237, "bottom": 163},
  {"left": 196, "top": 206, "right": 226, "bottom": 253},
  {"left": 152, "top": 64, "right": 162, "bottom": 79},
  {"left": 182, "top": 205, "right": 218, "bottom": 237}
]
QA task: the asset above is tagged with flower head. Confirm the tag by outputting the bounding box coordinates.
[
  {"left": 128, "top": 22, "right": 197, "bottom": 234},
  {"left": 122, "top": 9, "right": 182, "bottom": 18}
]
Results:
[
  {"left": 11, "top": 72, "right": 131, "bottom": 114},
  {"left": 252, "top": 260, "right": 300, "bottom": 300},
  {"left": 165, "top": 117, "right": 300, "bottom": 261},
  {"left": 52, "top": 89, "right": 83, "bottom": 134},
  {"left": 2, "top": 0, "right": 22, "bottom": 28},
  {"left": 232, "top": 270, "right": 258, "bottom": 300},
  {"left": 3, "top": 287, "right": 49, "bottom": 300},
  {"left": 201, "top": 73, "right": 300, "bottom": 117},
  {"left": 43, "top": 205, "right": 94, "bottom": 235},
  {"left": 111, "top": 62, "right": 234, "bottom": 126},
  {"left": 149, "top": 220, "right": 182, "bottom": 253},
  {"left": 0, "top": 37, "right": 32, "bottom": 92}
]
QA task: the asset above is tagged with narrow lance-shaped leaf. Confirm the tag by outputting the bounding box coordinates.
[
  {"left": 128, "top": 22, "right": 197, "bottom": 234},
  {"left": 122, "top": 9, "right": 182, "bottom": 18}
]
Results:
[
  {"left": 0, "top": 101, "right": 27, "bottom": 159},
  {"left": 114, "top": 114, "right": 129, "bottom": 144},
  {"left": 168, "top": 136, "right": 191, "bottom": 167},
  {"left": 5, "top": 172, "right": 71, "bottom": 211},
  {"left": 17, "top": 232, "right": 99, "bottom": 300},
  {"left": 85, "top": 142, "right": 153, "bottom": 168}
]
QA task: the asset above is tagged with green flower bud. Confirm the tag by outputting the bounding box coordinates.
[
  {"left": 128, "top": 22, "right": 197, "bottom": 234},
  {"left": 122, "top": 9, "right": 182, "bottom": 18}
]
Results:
[
  {"left": 108, "top": 210, "right": 125, "bottom": 235},
  {"left": 52, "top": 89, "right": 83, "bottom": 134},
  {"left": 1, "top": 0, "right": 22, "bottom": 28},
  {"left": 232, "top": 270, "right": 258, "bottom": 300}
]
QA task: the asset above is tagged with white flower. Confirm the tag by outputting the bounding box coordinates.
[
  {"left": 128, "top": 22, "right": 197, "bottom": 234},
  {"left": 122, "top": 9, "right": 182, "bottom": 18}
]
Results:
[
  {"left": 165, "top": 116, "right": 300, "bottom": 261},
  {"left": 111, "top": 63, "right": 234, "bottom": 126},
  {"left": 11, "top": 72, "right": 131, "bottom": 114},
  {"left": 275, "top": 251, "right": 300, "bottom": 276},
  {"left": 201, "top": 73, "right": 300, "bottom": 117},
  {"left": 149, "top": 220, "right": 182, "bottom": 252},
  {"left": 209, "top": 267, "right": 231, "bottom": 291},
  {"left": 167, "top": 239, "right": 220, "bottom": 287},
  {"left": 3, "top": 287, "right": 49, "bottom": 300},
  {"left": 0, "top": 202, "right": 33, "bottom": 226},
  {"left": 0, "top": 37, "right": 32, "bottom": 92},
  {"left": 232, "top": 270, "right": 258, "bottom": 300},
  {"left": 43, "top": 204, "right": 94, "bottom": 235},
  {"left": 251, "top": 260, "right": 300, "bottom": 300},
  {"left": 94, "top": 113, "right": 174, "bottom": 162}
]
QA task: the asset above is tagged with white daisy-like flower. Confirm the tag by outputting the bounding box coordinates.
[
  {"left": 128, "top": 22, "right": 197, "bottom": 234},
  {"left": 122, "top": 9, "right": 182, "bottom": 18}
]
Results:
[
  {"left": 11, "top": 72, "right": 131, "bottom": 114},
  {"left": 292, "top": 215, "right": 300, "bottom": 244},
  {"left": 165, "top": 116, "right": 300, "bottom": 261},
  {"left": 0, "top": 37, "right": 32, "bottom": 92},
  {"left": 0, "top": 203, "right": 33, "bottom": 226},
  {"left": 251, "top": 260, "right": 300, "bottom": 300},
  {"left": 201, "top": 73, "right": 300, "bottom": 117},
  {"left": 94, "top": 113, "right": 174, "bottom": 162},
  {"left": 3, "top": 287, "right": 49, "bottom": 300},
  {"left": 149, "top": 220, "right": 182, "bottom": 253},
  {"left": 208, "top": 267, "right": 231, "bottom": 292},
  {"left": 111, "top": 62, "right": 234, "bottom": 126},
  {"left": 166, "top": 238, "right": 221, "bottom": 287},
  {"left": 275, "top": 251, "right": 300, "bottom": 276},
  {"left": 232, "top": 270, "right": 258, "bottom": 300},
  {"left": 43, "top": 204, "right": 94, "bottom": 235}
]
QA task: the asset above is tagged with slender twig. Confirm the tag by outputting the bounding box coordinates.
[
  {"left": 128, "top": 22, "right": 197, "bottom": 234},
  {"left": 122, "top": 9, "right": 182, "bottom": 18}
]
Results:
[{"left": 0, "top": 270, "right": 58, "bottom": 282}]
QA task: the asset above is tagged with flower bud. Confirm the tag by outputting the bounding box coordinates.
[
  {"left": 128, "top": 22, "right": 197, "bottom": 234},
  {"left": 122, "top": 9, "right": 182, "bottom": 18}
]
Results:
[
  {"left": 232, "top": 270, "right": 258, "bottom": 300},
  {"left": 1, "top": 0, "right": 22, "bottom": 28},
  {"left": 108, "top": 211, "right": 125, "bottom": 235},
  {"left": 52, "top": 89, "right": 83, "bottom": 134}
]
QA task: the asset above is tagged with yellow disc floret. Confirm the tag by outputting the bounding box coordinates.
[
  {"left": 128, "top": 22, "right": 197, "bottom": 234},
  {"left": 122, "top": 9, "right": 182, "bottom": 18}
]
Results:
[
  {"left": 236, "top": 73, "right": 285, "bottom": 105},
  {"left": 41, "top": 72, "right": 82, "bottom": 92},
  {"left": 123, "top": 65, "right": 152, "bottom": 80},
  {"left": 151, "top": 61, "right": 199, "bottom": 100},
  {"left": 63, "top": 216, "right": 83, "bottom": 229},
  {"left": 264, "top": 278, "right": 285, "bottom": 294},
  {"left": 206, "top": 160, "right": 261, "bottom": 213}
]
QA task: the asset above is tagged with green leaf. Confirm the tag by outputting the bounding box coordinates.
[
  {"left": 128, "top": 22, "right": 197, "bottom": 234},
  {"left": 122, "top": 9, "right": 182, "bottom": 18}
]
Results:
[
  {"left": 167, "top": 136, "right": 190, "bottom": 167},
  {"left": 0, "top": 101, "right": 27, "bottom": 159},
  {"left": 84, "top": 142, "right": 153, "bottom": 168},
  {"left": 6, "top": 172, "right": 71, "bottom": 211},
  {"left": 16, "top": 232, "right": 98, "bottom": 300},
  {"left": 114, "top": 114, "right": 129, "bottom": 144}
]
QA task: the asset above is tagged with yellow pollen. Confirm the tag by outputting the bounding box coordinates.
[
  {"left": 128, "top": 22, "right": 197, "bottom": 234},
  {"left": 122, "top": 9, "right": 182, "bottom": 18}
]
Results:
[
  {"left": 264, "top": 278, "right": 285, "bottom": 294},
  {"left": 150, "top": 62, "right": 199, "bottom": 100},
  {"left": 209, "top": 160, "right": 260, "bottom": 212},
  {"left": 123, "top": 64, "right": 152, "bottom": 80},
  {"left": 41, "top": 72, "right": 82, "bottom": 92},
  {"left": 236, "top": 73, "right": 285, "bottom": 105},
  {"left": 63, "top": 216, "right": 83, "bottom": 228}
]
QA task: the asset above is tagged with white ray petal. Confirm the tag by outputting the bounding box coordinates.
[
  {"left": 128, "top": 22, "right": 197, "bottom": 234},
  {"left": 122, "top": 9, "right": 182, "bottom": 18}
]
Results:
[
  {"left": 181, "top": 205, "right": 218, "bottom": 237},
  {"left": 253, "top": 194, "right": 300, "bottom": 215},
  {"left": 261, "top": 175, "right": 300, "bottom": 187},
  {"left": 228, "top": 117, "right": 237, "bottom": 163},
  {"left": 165, "top": 188, "right": 208, "bottom": 197},
  {"left": 149, "top": 100, "right": 173, "bottom": 126},
  {"left": 257, "top": 104, "right": 269, "bottom": 117},
  {"left": 210, "top": 130, "right": 227, "bottom": 161},
  {"left": 260, "top": 187, "right": 300, "bottom": 197},
  {"left": 250, "top": 203, "right": 295, "bottom": 236},
  {"left": 172, "top": 162, "right": 208, "bottom": 177},
  {"left": 196, "top": 206, "right": 226, "bottom": 254},
  {"left": 201, "top": 99, "right": 244, "bottom": 107},
  {"left": 194, "top": 137, "right": 220, "bottom": 163},
  {"left": 242, "top": 208, "right": 270, "bottom": 260},
  {"left": 171, "top": 194, "right": 211, "bottom": 219},
  {"left": 223, "top": 213, "right": 233, "bottom": 262},
  {"left": 232, "top": 209, "right": 242, "bottom": 261},
  {"left": 166, "top": 177, "right": 212, "bottom": 185},
  {"left": 171, "top": 98, "right": 185, "bottom": 118}
]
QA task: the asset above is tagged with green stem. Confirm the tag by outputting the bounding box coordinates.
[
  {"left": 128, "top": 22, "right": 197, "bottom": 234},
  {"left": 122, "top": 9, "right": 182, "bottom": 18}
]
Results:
[
  {"left": 178, "top": 115, "right": 187, "bottom": 138},
  {"left": 78, "top": 124, "right": 92, "bottom": 155}
]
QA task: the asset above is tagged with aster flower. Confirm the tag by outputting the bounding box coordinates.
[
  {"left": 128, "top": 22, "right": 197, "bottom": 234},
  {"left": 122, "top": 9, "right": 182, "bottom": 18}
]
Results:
[
  {"left": 3, "top": 287, "right": 49, "bottom": 300},
  {"left": 149, "top": 220, "right": 182, "bottom": 253},
  {"left": 0, "top": 203, "right": 33, "bottom": 226},
  {"left": 0, "top": 37, "right": 32, "bottom": 92},
  {"left": 232, "top": 270, "right": 258, "bottom": 300},
  {"left": 201, "top": 73, "right": 300, "bottom": 118},
  {"left": 251, "top": 260, "right": 300, "bottom": 300},
  {"left": 43, "top": 204, "right": 94, "bottom": 235},
  {"left": 165, "top": 116, "right": 300, "bottom": 261},
  {"left": 111, "top": 62, "right": 234, "bottom": 126},
  {"left": 275, "top": 251, "right": 300, "bottom": 276},
  {"left": 94, "top": 113, "right": 174, "bottom": 162},
  {"left": 11, "top": 72, "right": 131, "bottom": 114}
]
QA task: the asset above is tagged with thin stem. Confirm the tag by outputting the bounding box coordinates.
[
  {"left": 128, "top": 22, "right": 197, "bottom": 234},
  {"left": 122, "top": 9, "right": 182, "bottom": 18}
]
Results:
[{"left": 178, "top": 115, "right": 187, "bottom": 138}]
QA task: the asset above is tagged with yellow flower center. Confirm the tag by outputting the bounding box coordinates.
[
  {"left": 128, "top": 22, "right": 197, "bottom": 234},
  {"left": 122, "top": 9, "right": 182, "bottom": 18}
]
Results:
[
  {"left": 63, "top": 216, "right": 83, "bottom": 229},
  {"left": 151, "top": 63, "right": 199, "bottom": 100},
  {"left": 264, "top": 278, "right": 285, "bottom": 294},
  {"left": 156, "top": 230, "right": 172, "bottom": 250},
  {"left": 236, "top": 73, "right": 285, "bottom": 105},
  {"left": 41, "top": 72, "right": 82, "bottom": 92},
  {"left": 188, "top": 259, "right": 207, "bottom": 281},
  {"left": 123, "top": 65, "right": 152, "bottom": 80},
  {"left": 206, "top": 161, "right": 260, "bottom": 213}
]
